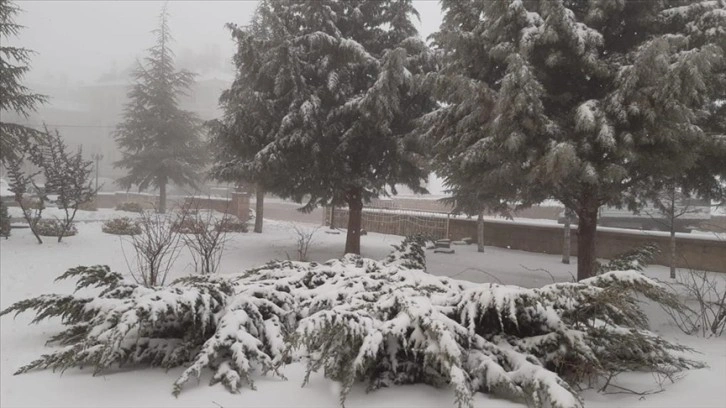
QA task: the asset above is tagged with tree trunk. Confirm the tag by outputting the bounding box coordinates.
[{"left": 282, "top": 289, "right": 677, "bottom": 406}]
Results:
[
  {"left": 668, "top": 187, "right": 677, "bottom": 279},
  {"left": 255, "top": 185, "right": 264, "bottom": 233},
  {"left": 159, "top": 180, "right": 167, "bottom": 214},
  {"left": 344, "top": 187, "right": 363, "bottom": 255},
  {"left": 329, "top": 205, "right": 335, "bottom": 229},
  {"left": 576, "top": 205, "right": 599, "bottom": 281},
  {"left": 670, "top": 228, "right": 677, "bottom": 279},
  {"left": 477, "top": 211, "right": 485, "bottom": 253},
  {"left": 29, "top": 219, "right": 43, "bottom": 244},
  {"left": 562, "top": 209, "right": 572, "bottom": 264}
]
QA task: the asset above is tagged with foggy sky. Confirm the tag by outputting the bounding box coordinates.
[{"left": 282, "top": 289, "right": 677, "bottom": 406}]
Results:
[{"left": 15, "top": 0, "right": 444, "bottom": 86}]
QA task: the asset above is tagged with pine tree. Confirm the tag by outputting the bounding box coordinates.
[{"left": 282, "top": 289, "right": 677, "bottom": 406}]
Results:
[
  {"left": 0, "top": 0, "right": 46, "bottom": 164},
  {"left": 425, "top": 0, "right": 726, "bottom": 280},
  {"left": 210, "top": 0, "right": 295, "bottom": 234},
  {"left": 220, "top": 0, "right": 436, "bottom": 254},
  {"left": 114, "top": 6, "right": 205, "bottom": 214}
]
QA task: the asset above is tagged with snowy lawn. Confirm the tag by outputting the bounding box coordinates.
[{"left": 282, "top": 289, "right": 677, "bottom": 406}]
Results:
[{"left": 1, "top": 219, "right": 725, "bottom": 408}]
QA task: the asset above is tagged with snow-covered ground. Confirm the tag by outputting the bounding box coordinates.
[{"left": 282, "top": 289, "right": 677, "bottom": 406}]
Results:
[{"left": 1, "top": 218, "right": 725, "bottom": 408}]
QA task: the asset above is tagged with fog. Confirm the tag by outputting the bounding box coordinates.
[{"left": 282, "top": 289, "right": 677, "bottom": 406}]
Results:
[{"left": 11, "top": 1, "right": 443, "bottom": 189}]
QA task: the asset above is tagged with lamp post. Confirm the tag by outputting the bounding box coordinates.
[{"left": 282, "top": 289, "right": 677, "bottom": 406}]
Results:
[{"left": 91, "top": 153, "right": 104, "bottom": 191}]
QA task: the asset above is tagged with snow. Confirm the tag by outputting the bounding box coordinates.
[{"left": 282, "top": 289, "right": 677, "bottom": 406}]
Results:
[{"left": 1, "top": 218, "right": 725, "bottom": 407}]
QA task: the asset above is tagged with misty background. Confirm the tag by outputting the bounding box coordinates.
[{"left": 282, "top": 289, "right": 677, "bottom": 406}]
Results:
[{"left": 9, "top": 1, "right": 444, "bottom": 191}]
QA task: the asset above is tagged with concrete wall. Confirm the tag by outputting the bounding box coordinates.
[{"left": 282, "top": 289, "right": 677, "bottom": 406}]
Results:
[
  {"left": 448, "top": 218, "right": 724, "bottom": 273},
  {"left": 95, "top": 192, "right": 251, "bottom": 221},
  {"left": 330, "top": 208, "right": 725, "bottom": 273}
]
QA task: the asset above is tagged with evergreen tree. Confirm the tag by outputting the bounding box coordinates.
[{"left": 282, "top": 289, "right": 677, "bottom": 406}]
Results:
[
  {"left": 114, "top": 6, "right": 205, "bottom": 213},
  {"left": 224, "top": 0, "right": 435, "bottom": 254},
  {"left": 0, "top": 0, "right": 46, "bottom": 164},
  {"left": 210, "top": 0, "right": 294, "bottom": 233},
  {"left": 425, "top": 0, "right": 726, "bottom": 280}
]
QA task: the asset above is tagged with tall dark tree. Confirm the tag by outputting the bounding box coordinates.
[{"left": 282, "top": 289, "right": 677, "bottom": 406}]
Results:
[
  {"left": 425, "top": 0, "right": 726, "bottom": 280},
  {"left": 224, "top": 0, "right": 435, "bottom": 254},
  {"left": 210, "top": 0, "right": 294, "bottom": 233},
  {"left": 114, "top": 6, "right": 205, "bottom": 213},
  {"left": 0, "top": 0, "right": 46, "bottom": 164}
]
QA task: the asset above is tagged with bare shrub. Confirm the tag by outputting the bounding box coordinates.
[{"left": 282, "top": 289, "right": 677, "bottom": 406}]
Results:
[
  {"left": 6, "top": 154, "right": 47, "bottom": 243},
  {"left": 177, "top": 200, "right": 231, "bottom": 275},
  {"left": 291, "top": 224, "right": 319, "bottom": 262},
  {"left": 121, "top": 211, "right": 184, "bottom": 287},
  {"left": 30, "top": 127, "right": 97, "bottom": 242},
  {"left": 661, "top": 269, "right": 726, "bottom": 337},
  {"left": 180, "top": 212, "right": 229, "bottom": 275}
]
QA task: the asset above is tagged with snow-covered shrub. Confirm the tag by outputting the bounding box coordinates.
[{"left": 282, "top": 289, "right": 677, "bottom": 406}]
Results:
[
  {"left": 0, "top": 198, "right": 10, "bottom": 238},
  {"left": 77, "top": 200, "right": 97, "bottom": 211},
  {"left": 1, "top": 265, "right": 235, "bottom": 374},
  {"left": 36, "top": 218, "right": 77, "bottom": 237},
  {"left": 102, "top": 217, "right": 141, "bottom": 236},
  {"left": 597, "top": 243, "right": 660, "bottom": 273},
  {"left": 171, "top": 217, "right": 206, "bottom": 234},
  {"left": 215, "top": 217, "right": 248, "bottom": 233},
  {"left": 116, "top": 202, "right": 144, "bottom": 213},
  {"left": 1, "top": 237, "right": 702, "bottom": 408}
]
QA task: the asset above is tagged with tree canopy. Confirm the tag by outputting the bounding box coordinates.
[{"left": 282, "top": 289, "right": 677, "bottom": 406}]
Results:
[
  {"left": 0, "top": 0, "right": 46, "bottom": 164},
  {"left": 114, "top": 6, "right": 205, "bottom": 213},
  {"left": 214, "top": 0, "right": 436, "bottom": 253},
  {"left": 424, "top": 0, "right": 726, "bottom": 279}
]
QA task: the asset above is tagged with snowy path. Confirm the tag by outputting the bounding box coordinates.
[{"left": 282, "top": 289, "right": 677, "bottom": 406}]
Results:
[{"left": 1, "top": 219, "right": 724, "bottom": 408}]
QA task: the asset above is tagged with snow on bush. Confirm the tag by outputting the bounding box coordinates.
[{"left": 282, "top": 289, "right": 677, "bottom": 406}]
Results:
[
  {"left": 35, "top": 218, "right": 78, "bottom": 237},
  {"left": 214, "top": 217, "right": 248, "bottom": 233},
  {"left": 597, "top": 242, "right": 660, "bottom": 273},
  {"left": 1, "top": 237, "right": 701, "bottom": 408},
  {"left": 116, "top": 202, "right": 144, "bottom": 213},
  {"left": 102, "top": 217, "right": 142, "bottom": 235}
]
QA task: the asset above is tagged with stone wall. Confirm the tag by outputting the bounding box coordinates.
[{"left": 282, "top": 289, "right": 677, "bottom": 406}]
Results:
[
  {"left": 329, "top": 208, "right": 725, "bottom": 273},
  {"left": 95, "top": 192, "right": 250, "bottom": 221}
]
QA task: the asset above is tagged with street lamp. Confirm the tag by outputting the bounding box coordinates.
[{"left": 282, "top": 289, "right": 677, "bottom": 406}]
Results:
[{"left": 91, "top": 153, "right": 104, "bottom": 191}]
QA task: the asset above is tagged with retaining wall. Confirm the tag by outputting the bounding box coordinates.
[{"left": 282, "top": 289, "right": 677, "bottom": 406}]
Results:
[{"left": 330, "top": 208, "right": 725, "bottom": 273}]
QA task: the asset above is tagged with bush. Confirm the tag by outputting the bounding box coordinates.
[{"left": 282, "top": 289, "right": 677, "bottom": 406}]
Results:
[
  {"left": 116, "top": 202, "right": 144, "bottom": 213},
  {"left": 35, "top": 219, "right": 78, "bottom": 237},
  {"left": 102, "top": 217, "right": 141, "bottom": 236},
  {"left": 20, "top": 196, "right": 43, "bottom": 210},
  {"left": 77, "top": 200, "right": 97, "bottom": 211},
  {"left": 214, "top": 217, "right": 248, "bottom": 233},
  {"left": 171, "top": 218, "right": 206, "bottom": 234},
  {"left": 597, "top": 243, "right": 660, "bottom": 273},
  {"left": 1, "top": 237, "right": 701, "bottom": 408}
]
